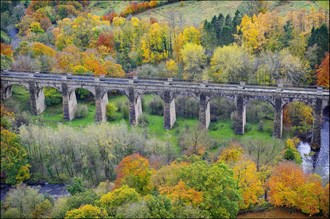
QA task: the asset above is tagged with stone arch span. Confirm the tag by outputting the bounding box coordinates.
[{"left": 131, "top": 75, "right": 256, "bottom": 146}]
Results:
[
  {"left": 173, "top": 91, "right": 199, "bottom": 101},
  {"left": 1, "top": 81, "right": 30, "bottom": 100},
  {"left": 243, "top": 96, "right": 275, "bottom": 109},
  {"left": 37, "top": 83, "right": 62, "bottom": 94}
]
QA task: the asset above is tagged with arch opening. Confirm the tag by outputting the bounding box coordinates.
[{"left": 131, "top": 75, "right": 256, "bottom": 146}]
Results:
[
  {"left": 207, "top": 97, "right": 236, "bottom": 131},
  {"left": 175, "top": 95, "right": 199, "bottom": 120},
  {"left": 3, "top": 84, "right": 30, "bottom": 114},
  {"left": 106, "top": 89, "right": 129, "bottom": 123},
  {"left": 245, "top": 99, "right": 275, "bottom": 135},
  {"left": 71, "top": 88, "right": 95, "bottom": 121},
  {"left": 283, "top": 101, "right": 314, "bottom": 138}
]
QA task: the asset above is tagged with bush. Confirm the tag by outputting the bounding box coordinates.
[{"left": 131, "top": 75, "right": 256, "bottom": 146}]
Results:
[
  {"left": 148, "top": 96, "right": 163, "bottom": 116},
  {"left": 106, "top": 103, "right": 117, "bottom": 120},
  {"left": 75, "top": 104, "right": 88, "bottom": 119},
  {"left": 99, "top": 185, "right": 140, "bottom": 216},
  {"left": 67, "top": 177, "right": 86, "bottom": 195},
  {"left": 117, "top": 101, "right": 129, "bottom": 119},
  {"left": 66, "top": 190, "right": 99, "bottom": 210},
  {"left": 210, "top": 98, "right": 235, "bottom": 121},
  {"left": 258, "top": 120, "right": 264, "bottom": 132},
  {"left": 138, "top": 114, "right": 149, "bottom": 128},
  {"left": 65, "top": 204, "right": 108, "bottom": 219},
  {"left": 75, "top": 88, "right": 92, "bottom": 100},
  {"left": 44, "top": 87, "right": 62, "bottom": 106},
  {"left": 245, "top": 123, "right": 252, "bottom": 133},
  {"left": 208, "top": 123, "right": 218, "bottom": 131},
  {"left": 175, "top": 96, "right": 199, "bottom": 118},
  {"left": 3, "top": 184, "right": 45, "bottom": 218},
  {"left": 32, "top": 199, "right": 52, "bottom": 218}
]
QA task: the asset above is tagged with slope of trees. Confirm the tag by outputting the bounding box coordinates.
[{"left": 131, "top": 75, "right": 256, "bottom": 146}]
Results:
[{"left": 1, "top": 1, "right": 328, "bottom": 87}]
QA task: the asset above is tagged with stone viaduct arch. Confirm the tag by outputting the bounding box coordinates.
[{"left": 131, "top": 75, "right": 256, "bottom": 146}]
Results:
[{"left": 1, "top": 71, "right": 329, "bottom": 150}]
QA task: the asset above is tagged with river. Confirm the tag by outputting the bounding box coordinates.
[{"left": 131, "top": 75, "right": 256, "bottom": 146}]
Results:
[{"left": 297, "top": 116, "right": 329, "bottom": 185}]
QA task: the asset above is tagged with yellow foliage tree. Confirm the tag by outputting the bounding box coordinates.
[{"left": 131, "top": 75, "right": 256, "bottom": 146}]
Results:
[
  {"left": 233, "top": 159, "right": 264, "bottom": 209},
  {"left": 65, "top": 204, "right": 108, "bottom": 219},
  {"left": 165, "top": 59, "right": 179, "bottom": 78},
  {"left": 31, "top": 42, "right": 56, "bottom": 58}
]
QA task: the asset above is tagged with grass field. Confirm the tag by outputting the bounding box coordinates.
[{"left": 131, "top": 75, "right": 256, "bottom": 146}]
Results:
[
  {"left": 4, "top": 86, "right": 280, "bottom": 156},
  {"left": 136, "top": 1, "right": 242, "bottom": 26},
  {"left": 89, "top": 1, "right": 129, "bottom": 16},
  {"left": 132, "top": 0, "right": 327, "bottom": 26}
]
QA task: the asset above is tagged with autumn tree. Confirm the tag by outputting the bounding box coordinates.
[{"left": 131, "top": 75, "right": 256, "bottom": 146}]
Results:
[
  {"left": 65, "top": 205, "right": 108, "bottom": 219},
  {"left": 151, "top": 161, "right": 189, "bottom": 188},
  {"left": 1, "top": 106, "right": 30, "bottom": 184},
  {"left": 283, "top": 101, "right": 314, "bottom": 135},
  {"left": 210, "top": 44, "right": 251, "bottom": 83},
  {"left": 115, "top": 154, "right": 153, "bottom": 195},
  {"left": 159, "top": 180, "right": 203, "bottom": 207},
  {"left": 180, "top": 43, "right": 205, "bottom": 80},
  {"left": 217, "top": 143, "right": 264, "bottom": 209},
  {"left": 320, "top": 183, "right": 329, "bottom": 216},
  {"left": 99, "top": 185, "right": 140, "bottom": 216},
  {"left": 165, "top": 59, "right": 179, "bottom": 78},
  {"left": 317, "top": 53, "right": 329, "bottom": 88},
  {"left": 217, "top": 142, "right": 244, "bottom": 164},
  {"left": 179, "top": 126, "right": 211, "bottom": 156},
  {"left": 181, "top": 161, "right": 241, "bottom": 218},
  {"left": 268, "top": 161, "right": 326, "bottom": 216},
  {"left": 174, "top": 26, "right": 201, "bottom": 61},
  {"left": 233, "top": 159, "right": 264, "bottom": 209},
  {"left": 140, "top": 22, "right": 171, "bottom": 64},
  {"left": 239, "top": 11, "right": 284, "bottom": 53},
  {"left": 1, "top": 43, "right": 13, "bottom": 70},
  {"left": 283, "top": 138, "right": 302, "bottom": 164}
]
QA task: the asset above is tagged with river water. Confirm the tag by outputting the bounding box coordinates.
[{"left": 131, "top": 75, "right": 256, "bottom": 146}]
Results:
[{"left": 297, "top": 116, "right": 329, "bottom": 185}]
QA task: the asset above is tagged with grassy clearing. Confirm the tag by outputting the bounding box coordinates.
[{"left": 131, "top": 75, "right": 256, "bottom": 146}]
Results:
[
  {"left": 132, "top": 1, "right": 323, "bottom": 26},
  {"left": 4, "top": 86, "right": 281, "bottom": 155},
  {"left": 89, "top": 1, "right": 129, "bottom": 16},
  {"left": 269, "top": 0, "right": 327, "bottom": 16},
  {"left": 136, "top": 1, "right": 242, "bottom": 26}
]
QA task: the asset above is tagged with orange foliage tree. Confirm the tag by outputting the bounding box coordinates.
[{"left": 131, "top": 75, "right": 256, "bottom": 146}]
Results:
[
  {"left": 317, "top": 53, "right": 329, "bottom": 88},
  {"left": 115, "top": 154, "right": 153, "bottom": 195},
  {"left": 159, "top": 180, "right": 203, "bottom": 207},
  {"left": 267, "top": 161, "right": 327, "bottom": 216},
  {"left": 0, "top": 43, "right": 13, "bottom": 58}
]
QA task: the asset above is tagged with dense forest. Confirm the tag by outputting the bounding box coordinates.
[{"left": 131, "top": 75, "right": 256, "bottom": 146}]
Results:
[{"left": 1, "top": 0, "right": 329, "bottom": 218}]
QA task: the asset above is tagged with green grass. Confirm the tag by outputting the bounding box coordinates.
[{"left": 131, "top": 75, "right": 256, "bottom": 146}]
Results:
[
  {"left": 268, "top": 0, "right": 327, "bottom": 16},
  {"left": 4, "top": 87, "right": 282, "bottom": 156},
  {"left": 89, "top": 1, "right": 129, "bottom": 16}
]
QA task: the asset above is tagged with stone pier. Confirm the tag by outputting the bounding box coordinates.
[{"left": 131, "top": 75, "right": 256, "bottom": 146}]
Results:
[
  {"left": 128, "top": 87, "right": 142, "bottom": 125},
  {"left": 163, "top": 90, "right": 176, "bottom": 129},
  {"left": 199, "top": 93, "right": 210, "bottom": 129},
  {"left": 29, "top": 81, "right": 45, "bottom": 115},
  {"left": 62, "top": 83, "right": 77, "bottom": 121},
  {"left": 311, "top": 98, "right": 322, "bottom": 150},
  {"left": 273, "top": 97, "right": 283, "bottom": 138},
  {"left": 234, "top": 94, "right": 246, "bottom": 135},
  {"left": 1, "top": 82, "right": 12, "bottom": 100},
  {"left": 95, "top": 87, "right": 108, "bottom": 122}
]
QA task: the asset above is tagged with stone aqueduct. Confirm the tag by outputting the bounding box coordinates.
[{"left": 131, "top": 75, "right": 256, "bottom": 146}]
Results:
[{"left": 1, "top": 70, "right": 329, "bottom": 149}]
